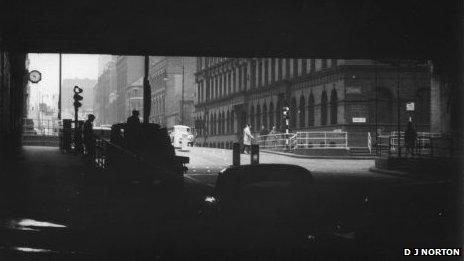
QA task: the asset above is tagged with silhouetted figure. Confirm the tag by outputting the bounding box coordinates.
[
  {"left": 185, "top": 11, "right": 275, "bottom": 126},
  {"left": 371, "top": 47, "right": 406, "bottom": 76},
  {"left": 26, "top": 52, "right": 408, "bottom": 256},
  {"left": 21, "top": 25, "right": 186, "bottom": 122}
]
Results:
[
  {"left": 243, "top": 124, "right": 254, "bottom": 154},
  {"left": 126, "top": 110, "right": 142, "bottom": 151},
  {"left": 83, "top": 114, "right": 96, "bottom": 160},
  {"left": 405, "top": 121, "right": 417, "bottom": 157}
]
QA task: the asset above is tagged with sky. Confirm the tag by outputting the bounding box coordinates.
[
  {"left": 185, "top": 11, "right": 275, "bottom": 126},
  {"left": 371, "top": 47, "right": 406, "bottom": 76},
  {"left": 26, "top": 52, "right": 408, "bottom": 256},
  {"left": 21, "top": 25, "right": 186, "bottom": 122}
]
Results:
[{"left": 27, "top": 53, "right": 99, "bottom": 115}]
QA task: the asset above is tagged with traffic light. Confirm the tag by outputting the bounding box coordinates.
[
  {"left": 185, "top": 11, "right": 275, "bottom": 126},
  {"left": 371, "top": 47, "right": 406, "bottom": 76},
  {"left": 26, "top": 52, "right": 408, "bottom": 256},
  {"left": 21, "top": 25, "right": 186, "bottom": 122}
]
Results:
[
  {"left": 282, "top": 106, "right": 290, "bottom": 119},
  {"left": 73, "top": 86, "right": 83, "bottom": 109}
]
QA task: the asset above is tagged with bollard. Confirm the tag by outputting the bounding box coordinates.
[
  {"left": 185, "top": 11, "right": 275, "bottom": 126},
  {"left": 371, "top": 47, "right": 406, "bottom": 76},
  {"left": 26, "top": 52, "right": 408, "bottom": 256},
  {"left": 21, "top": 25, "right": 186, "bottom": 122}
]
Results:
[
  {"left": 250, "top": 144, "right": 259, "bottom": 165},
  {"left": 233, "top": 142, "right": 241, "bottom": 166}
]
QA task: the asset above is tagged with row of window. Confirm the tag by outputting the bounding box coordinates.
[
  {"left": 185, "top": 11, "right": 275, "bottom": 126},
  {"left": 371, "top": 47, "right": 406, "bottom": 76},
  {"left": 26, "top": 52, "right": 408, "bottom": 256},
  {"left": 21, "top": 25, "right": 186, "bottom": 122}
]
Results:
[
  {"left": 194, "top": 89, "right": 339, "bottom": 136},
  {"left": 196, "top": 58, "right": 337, "bottom": 103}
]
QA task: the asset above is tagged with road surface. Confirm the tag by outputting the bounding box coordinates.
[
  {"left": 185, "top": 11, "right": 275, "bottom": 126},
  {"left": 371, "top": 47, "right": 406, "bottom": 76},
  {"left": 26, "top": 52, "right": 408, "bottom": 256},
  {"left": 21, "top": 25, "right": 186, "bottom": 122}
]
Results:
[{"left": 176, "top": 147, "right": 408, "bottom": 187}]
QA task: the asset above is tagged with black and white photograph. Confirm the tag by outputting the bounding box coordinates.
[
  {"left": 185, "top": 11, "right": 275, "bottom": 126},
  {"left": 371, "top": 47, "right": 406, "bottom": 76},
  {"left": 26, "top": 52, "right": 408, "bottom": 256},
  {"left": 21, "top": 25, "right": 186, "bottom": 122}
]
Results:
[{"left": 0, "top": 1, "right": 463, "bottom": 260}]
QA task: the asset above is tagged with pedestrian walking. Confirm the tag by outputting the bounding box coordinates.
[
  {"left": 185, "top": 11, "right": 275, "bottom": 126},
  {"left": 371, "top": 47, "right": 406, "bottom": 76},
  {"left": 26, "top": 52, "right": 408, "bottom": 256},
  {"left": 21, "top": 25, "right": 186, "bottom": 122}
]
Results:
[
  {"left": 405, "top": 121, "right": 417, "bottom": 157},
  {"left": 83, "top": 114, "right": 96, "bottom": 161},
  {"left": 126, "top": 110, "right": 142, "bottom": 151},
  {"left": 243, "top": 124, "right": 254, "bottom": 154}
]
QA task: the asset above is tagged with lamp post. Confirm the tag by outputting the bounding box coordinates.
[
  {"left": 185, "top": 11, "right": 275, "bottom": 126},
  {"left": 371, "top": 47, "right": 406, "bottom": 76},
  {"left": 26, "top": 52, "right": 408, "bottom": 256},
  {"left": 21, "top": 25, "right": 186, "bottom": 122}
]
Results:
[
  {"left": 181, "top": 57, "right": 185, "bottom": 125},
  {"left": 143, "top": 56, "right": 151, "bottom": 124},
  {"left": 58, "top": 53, "right": 62, "bottom": 120}
]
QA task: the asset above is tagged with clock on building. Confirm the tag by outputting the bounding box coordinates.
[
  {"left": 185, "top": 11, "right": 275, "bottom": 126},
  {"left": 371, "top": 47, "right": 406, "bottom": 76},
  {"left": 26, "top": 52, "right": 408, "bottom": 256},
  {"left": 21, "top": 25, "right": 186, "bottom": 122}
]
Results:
[{"left": 28, "top": 70, "right": 42, "bottom": 83}]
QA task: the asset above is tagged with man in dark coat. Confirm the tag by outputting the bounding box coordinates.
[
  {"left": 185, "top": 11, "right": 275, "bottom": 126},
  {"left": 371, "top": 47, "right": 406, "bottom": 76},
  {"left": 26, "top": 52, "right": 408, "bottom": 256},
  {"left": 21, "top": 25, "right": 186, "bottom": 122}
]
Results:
[
  {"left": 83, "top": 114, "right": 96, "bottom": 160},
  {"left": 126, "top": 110, "right": 142, "bottom": 151}
]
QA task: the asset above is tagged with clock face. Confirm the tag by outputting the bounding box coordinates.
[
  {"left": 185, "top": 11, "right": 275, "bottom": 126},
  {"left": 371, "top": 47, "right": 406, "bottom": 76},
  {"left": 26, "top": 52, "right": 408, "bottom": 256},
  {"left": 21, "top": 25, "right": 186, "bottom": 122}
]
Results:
[{"left": 29, "top": 70, "right": 42, "bottom": 83}]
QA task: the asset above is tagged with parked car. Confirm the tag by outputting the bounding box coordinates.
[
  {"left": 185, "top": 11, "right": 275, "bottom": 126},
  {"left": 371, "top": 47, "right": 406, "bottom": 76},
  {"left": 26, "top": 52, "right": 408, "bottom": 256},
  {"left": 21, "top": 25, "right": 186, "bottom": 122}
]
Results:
[{"left": 169, "top": 125, "right": 194, "bottom": 148}]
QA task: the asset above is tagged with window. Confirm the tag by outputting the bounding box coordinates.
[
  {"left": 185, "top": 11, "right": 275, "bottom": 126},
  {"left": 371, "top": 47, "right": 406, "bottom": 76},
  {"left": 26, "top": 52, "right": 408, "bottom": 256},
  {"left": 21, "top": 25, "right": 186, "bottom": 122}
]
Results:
[
  {"left": 233, "top": 70, "right": 236, "bottom": 93},
  {"left": 330, "top": 89, "right": 338, "bottom": 125},
  {"left": 264, "top": 59, "right": 269, "bottom": 86},
  {"left": 269, "top": 102, "right": 274, "bottom": 129},
  {"left": 258, "top": 60, "right": 263, "bottom": 88},
  {"left": 256, "top": 104, "right": 261, "bottom": 130},
  {"left": 243, "top": 65, "right": 248, "bottom": 90},
  {"left": 250, "top": 105, "right": 255, "bottom": 132},
  {"left": 290, "top": 97, "right": 297, "bottom": 129},
  {"left": 285, "top": 58, "right": 290, "bottom": 79},
  {"left": 310, "top": 59, "right": 315, "bottom": 72},
  {"left": 271, "top": 58, "right": 275, "bottom": 83},
  {"left": 262, "top": 104, "right": 268, "bottom": 130},
  {"left": 293, "top": 59, "right": 298, "bottom": 77},
  {"left": 302, "top": 59, "right": 307, "bottom": 74},
  {"left": 321, "top": 91, "right": 328, "bottom": 126},
  {"left": 238, "top": 66, "right": 243, "bottom": 92},
  {"left": 299, "top": 95, "right": 305, "bottom": 128},
  {"left": 322, "top": 59, "right": 327, "bottom": 70},
  {"left": 278, "top": 59, "right": 283, "bottom": 80},
  {"left": 331, "top": 59, "right": 337, "bottom": 67}
]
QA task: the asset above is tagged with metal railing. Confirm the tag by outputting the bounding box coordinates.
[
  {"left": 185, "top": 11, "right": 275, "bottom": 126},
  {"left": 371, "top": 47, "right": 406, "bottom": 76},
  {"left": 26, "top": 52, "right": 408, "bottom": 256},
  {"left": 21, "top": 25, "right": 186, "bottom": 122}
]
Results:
[
  {"left": 255, "top": 133, "right": 298, "bottom": 150},
  {"left": 375, "top": 131, "right": 446, "bottom": 157},
  {"left": 256, "top": 131, "right": 348, "bottom": 151}
]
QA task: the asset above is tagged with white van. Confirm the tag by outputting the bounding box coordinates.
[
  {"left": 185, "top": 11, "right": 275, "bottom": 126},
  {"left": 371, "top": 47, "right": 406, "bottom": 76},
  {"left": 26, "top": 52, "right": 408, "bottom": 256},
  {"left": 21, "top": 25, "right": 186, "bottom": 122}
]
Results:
[{"left": 169, "top": 125, "right": 194, "bottom": 148}]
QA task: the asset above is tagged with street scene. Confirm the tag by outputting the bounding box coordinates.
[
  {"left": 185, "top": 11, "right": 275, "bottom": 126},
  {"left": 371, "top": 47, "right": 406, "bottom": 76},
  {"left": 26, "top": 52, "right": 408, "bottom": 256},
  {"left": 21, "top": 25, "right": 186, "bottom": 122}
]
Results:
[{"left": 0, "top": 2, "right": 462, "bottom": 260}]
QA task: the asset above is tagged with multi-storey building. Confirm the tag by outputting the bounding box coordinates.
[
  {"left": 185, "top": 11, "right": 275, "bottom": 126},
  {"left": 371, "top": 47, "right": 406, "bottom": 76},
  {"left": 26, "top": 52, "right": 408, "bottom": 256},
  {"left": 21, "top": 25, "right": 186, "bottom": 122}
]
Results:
[
  {"left": 149, "top": 57, "right": 196, "bottom": 129},
  {"left": 115, "top": 56, "right": 144, "bottom": 122},
  {"left": 93, "top": 61, "right": 117, "bottom": 126},
  {"left": 193, "top": 58, "right": 431, "bottom": 148}
]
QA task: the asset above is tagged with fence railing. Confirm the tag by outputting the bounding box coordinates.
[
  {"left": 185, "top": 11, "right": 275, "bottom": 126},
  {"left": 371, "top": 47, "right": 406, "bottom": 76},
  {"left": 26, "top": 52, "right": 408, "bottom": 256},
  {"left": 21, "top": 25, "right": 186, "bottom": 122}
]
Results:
[
  {"left": 375, "top": 131, "right": 451, "bottom": 157},
  {"left": 256, "top": 131, "right": 348, "bottom": 151}
]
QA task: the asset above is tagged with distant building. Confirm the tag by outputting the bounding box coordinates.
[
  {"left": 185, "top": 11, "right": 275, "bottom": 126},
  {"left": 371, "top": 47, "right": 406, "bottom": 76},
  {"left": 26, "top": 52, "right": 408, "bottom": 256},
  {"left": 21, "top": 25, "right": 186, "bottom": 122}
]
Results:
[
  {"left": 148, "top": 57, "right": 196, "bottom": 128},
  {"left": 193, "top": 58, "right": 431, "bottom": 148},
  {"left": 93, "top": 61, "right": 117, "bottom": 126},
  {"left": 115, "top": 56, "right": 144, "bottom": 122}
]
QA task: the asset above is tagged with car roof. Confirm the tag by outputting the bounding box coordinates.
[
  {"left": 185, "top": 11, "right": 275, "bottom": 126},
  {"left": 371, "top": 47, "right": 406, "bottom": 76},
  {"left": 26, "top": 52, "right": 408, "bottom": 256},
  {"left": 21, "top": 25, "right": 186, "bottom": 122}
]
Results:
[{"left": 218, "top": 164, "right": 312, "bottom": 181}]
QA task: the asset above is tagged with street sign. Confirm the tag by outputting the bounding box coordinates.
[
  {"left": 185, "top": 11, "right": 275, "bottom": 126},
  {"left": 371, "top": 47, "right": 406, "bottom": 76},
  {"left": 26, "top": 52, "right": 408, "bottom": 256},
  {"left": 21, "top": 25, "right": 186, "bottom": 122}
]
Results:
[
  {"left": 352, "top": 117, "right": 366, "bottom": 123},
  {"left": 406, "top": 102, "right": 415, "bottom": 111}
]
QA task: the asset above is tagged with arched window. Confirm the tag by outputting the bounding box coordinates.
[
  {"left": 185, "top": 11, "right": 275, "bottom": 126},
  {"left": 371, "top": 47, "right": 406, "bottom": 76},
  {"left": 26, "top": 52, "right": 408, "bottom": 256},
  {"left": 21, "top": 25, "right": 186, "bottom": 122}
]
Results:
[
  {"left": 290, "top": 97, "right": 297, "bottom": 129},
  {"left": 321, "top": 90, "right": 328, "bottom": 126},
  {"left": 221, "top": 112, "right": 226, "bottom": 134},
  {"left": 276, "top": 98, "right": 282, "bottom": 130},
  {"left": 262, "top": 103, "right": 268, "bottom": 130},
  {"left": 231, "top": 110, "right": 235, "bottom": 134},
  {"left": 256, "top": 104, "right": 261, "bottom": 130},
  {"left": 250, "top": 105, "right": 255, "bottom": 132},
  {"left": 218, "top": 112, "right": 222, "bottom": 135},
  {"left": 226, "top": 110, "right": 230, "bottom": 134},
  {"left": 209, "top": 114, "right": 213, "bottom": 135},
  {"left": 214, "top": 113, "right": 218, "bottom": 135},
  {"left": 330, "top": 89, "right": 338, "bottom": 125},
  {"left": 299, "top": 95, "right": 305, "bottom": 128},
  {"left": 269, "top": 102, "right": 275, "bottom": 129},
  {"left": 307, "top": 93, "right": 315, "bottom": 127}
]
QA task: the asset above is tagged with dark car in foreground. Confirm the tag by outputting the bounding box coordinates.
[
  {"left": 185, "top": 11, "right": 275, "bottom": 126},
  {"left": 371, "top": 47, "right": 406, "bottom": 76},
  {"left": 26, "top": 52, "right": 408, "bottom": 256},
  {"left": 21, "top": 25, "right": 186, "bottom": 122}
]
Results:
[{"left": 199, "top": 164, "right": 460, "bottom": 260}]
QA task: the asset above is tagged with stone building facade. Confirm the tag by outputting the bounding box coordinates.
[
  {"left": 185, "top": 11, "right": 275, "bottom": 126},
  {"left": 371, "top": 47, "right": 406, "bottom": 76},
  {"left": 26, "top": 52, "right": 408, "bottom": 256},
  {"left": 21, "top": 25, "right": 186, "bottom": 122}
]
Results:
[
  {"left": 193, "top": 58, "right": 431, "bottom": 148},
  {"left": 149, "top": 57, "right": 196, "bottom": 129}
]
